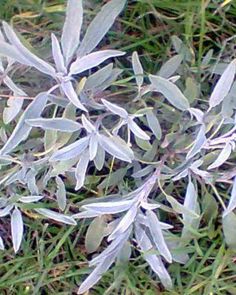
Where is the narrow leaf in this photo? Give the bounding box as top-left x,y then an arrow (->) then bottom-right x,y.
208,143 -> 232,170
146,210 -> 172,263
158,54 -> 183,78
61,0 -> 83,65
77,0 -> 126,56
89,134 -> 98,160
35,208 -> 76,225
85,216 -> 106,253
209,58 -> 236,109
135,224 -> 173,289
51,33 -> 66,73
146,110 -> 162,139
2,22 -> 56,77
50,136 -> 89,161
149,75 -> 190,110
56,176 -> 67,211
75,151 -> 90,190
61,81 -> 87,111
11,207 -> 23,253
186,125 -> 206,160
223,177 -> 236,217
82,199 -> 134,214
101,99 -> 128,118
19,196 -> 44,203
98,134 -> 134,162
127,118 -> 150,140
132,51 -> 143,89
70,50 -> 125,75
0,92 -> 48,155
26,118 -> 82,132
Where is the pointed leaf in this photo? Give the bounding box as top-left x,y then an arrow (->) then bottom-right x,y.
61,0 -> 83,65
56,176 -> 67,211
208,143 -> 232,170
209,58 -> 236,109
0,92 -> 48,155
101,99 -> 128,118
146,110 -> 162,140
158,54 -> 183,78
132,51 -> 143,89
2,22 -> 56,77
98,134 -> 134,162
146,210 -> 172,263
223,177 -> 236,217
26,118 -> 82,132
19,195 -> 44,203
70,50 -> 125,75
149,75 -> 190,110
223,212 -> 236,250
94,145 -> 105,171
61,81 -> 87,111
11,207 -> 23,253
127,118 -> 150,140
186,125 -> 206,160
81,114 -> 96,133
50,136 -> 89,161
51,33 -> 66,73
35,208 -> 76,225
89,134 -> 98,160
77,0 -> 126,56
85,216 -> 107,253
75,151 -> 90,190
82,199 -> 134,214
135,224 -> 172,289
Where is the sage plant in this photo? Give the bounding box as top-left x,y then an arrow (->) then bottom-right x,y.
0,0 -> 236,293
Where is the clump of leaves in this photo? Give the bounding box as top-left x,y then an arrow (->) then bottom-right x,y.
0,0 -> 236,293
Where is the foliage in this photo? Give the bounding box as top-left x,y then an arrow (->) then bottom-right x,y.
1,0 -> 236,294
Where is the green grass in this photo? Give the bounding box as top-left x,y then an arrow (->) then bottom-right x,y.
1,0 -> 236,294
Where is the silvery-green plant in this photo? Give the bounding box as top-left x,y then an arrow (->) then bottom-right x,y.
1,0 -> 236,293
